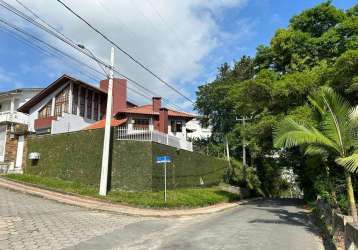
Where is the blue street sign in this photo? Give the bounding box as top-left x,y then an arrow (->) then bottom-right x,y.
156,156 -> 172,164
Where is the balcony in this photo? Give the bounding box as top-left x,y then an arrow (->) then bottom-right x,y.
117,126 -> 193,152
0,111 -> 29,125
34,116 -> 57,131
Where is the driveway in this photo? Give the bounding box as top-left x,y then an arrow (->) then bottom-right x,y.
0,187 -> 323,250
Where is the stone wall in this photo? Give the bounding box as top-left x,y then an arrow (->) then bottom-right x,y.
316,197 -> 358,250
5,133 -> 17,165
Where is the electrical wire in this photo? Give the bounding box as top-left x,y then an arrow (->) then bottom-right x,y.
3,0 -> 183,109
0,22 -> 102,82
145,0 -> 187,46
0,0 -> 183,110
0,22 -> 151,104
55,0 -> 194,104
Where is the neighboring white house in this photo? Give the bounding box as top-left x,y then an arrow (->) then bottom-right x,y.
18,75 -> 112,134
0,88 -> 42,172
186,118 -> 212,139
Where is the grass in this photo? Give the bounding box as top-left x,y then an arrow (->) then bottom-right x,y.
3,174 -> 240,208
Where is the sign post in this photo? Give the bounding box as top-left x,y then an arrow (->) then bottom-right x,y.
156,156 -> 172,203
164,161 -> 167,203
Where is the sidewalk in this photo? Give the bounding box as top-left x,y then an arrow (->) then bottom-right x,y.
0,177 -> 247,217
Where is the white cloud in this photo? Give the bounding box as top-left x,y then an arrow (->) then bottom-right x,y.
2,0 -> 249,110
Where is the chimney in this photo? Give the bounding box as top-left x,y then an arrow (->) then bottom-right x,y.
159,108 -> 168,134
100,78 -> 127,116
152,97 -> 162,112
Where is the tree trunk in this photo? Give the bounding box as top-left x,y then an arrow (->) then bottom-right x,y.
326,165 -> 339,211
329,176 -> 340,211
345,171 -> 358,224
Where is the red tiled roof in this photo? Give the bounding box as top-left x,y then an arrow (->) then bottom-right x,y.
18,74 -> 136,113
84,118 -> 127,130
118,105 -> 195,120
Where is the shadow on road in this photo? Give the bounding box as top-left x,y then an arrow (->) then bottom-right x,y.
245,198 -> 335,250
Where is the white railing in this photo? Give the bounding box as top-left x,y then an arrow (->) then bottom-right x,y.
0,111 -> 29,125
116,126 -> 193,152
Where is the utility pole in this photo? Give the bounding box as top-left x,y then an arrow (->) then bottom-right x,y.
164,161 -> 167,203
225,135 -> 231,163
99,47 -> 115,196
236,116 -> 248,167
236,116 -> 255,180
242,118 -> 246,167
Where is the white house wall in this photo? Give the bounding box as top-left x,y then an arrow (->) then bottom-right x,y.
0,100 -> 11,112
27,83 -> 69,132
186,119 -> 212,139
19,90 -> 41,107
168,118 -> 187,140
0,90 -> 40,113
51,113 -> 94,134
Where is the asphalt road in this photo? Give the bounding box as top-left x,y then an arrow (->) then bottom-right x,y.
0,187 -> 323,250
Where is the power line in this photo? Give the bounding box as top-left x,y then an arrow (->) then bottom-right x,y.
55,0 -> 194,104
0,21 -> 103,82
0,0 -> 183,110
0,20 -> 151,104
14,0 -> 79,48
145,0 -> 187,46
95,0 -> 139,44
0,17 -> 104,79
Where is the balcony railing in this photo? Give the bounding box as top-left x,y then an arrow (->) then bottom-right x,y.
0,111 -> 29,125
116,126 -> 193,152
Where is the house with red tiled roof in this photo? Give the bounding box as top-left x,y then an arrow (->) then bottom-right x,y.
18,74 -> 195,151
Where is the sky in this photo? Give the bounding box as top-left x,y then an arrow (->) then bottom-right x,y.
0,0 -> 356,111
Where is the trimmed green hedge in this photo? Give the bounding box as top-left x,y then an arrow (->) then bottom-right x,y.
26,129 -> 104,187
26,129 -> 227,191
111,140 -> 153,191
151,143 -> 227,190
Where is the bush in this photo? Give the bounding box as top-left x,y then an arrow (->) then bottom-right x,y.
226,159 -> 263,196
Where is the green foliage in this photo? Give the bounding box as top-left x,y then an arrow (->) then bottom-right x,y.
5,173 -> 98,196
5,174 -> 239,208
346,4 -> 358,17
26,129 -> 104,187
229,159 -> 263,195
332,50 -> 358,99
274,87 -> 358,172
290,1 -> 346,37
191,136 -> 226,159
26,130 -> 227,191
194,2 -> 358,202
151,142 -> 227,190
313,175 -> 331,201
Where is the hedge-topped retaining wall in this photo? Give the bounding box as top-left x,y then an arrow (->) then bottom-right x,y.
26,129 -> 227,191
26,129 -> 104,187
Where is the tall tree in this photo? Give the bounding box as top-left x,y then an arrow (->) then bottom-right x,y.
195,2 -> 358,199
274,87 -> 358,222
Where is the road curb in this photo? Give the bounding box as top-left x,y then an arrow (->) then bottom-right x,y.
0,177 -> 256,218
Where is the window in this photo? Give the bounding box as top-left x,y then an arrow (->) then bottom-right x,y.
87,90 -> 93,120
133,118 -> 149,129
54,85 -> 70,117
171,120 -> 183,133
79,87 -> 86,117
72,84 -> 79,115
93,93 -> 99,121
38,101 -> 52,119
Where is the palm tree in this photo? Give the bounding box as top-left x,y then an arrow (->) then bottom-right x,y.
274,87 -> 358,223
